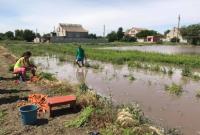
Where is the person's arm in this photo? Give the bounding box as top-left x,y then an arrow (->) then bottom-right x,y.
26,58 -> 37,68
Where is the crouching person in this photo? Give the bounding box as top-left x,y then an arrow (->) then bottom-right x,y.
13,51 -> 37,81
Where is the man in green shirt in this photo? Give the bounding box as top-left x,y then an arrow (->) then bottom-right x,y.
76,45 -> 86,67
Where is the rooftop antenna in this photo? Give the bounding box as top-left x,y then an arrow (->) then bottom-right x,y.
103,24 -> 106,37
176,14 -> 181,43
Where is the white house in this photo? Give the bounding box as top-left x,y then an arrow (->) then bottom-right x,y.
165,27 -> 187,43
56,23 -> 88,38
125,27 -> 147,37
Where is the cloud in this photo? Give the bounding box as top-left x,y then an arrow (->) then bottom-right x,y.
0,0 -> 199,35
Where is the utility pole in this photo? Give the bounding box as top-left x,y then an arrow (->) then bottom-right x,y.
35,29 -> 38,37
103,24 -> 106,37
176,14 -> 181,43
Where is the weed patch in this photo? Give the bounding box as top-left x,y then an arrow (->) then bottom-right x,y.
165,83 -> 183,96
39,72 -> 56,81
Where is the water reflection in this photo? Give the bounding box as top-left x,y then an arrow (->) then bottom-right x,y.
76,67 -> 88,84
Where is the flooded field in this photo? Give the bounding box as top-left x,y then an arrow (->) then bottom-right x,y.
34,56 -> 200,135
102,45 -> 200,55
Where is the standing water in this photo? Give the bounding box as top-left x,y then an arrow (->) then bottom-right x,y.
101,45 -> 200,55
34,56 -> 200,135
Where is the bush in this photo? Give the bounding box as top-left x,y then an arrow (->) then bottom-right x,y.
107,31 -> 117,42
122,35 -> 137,42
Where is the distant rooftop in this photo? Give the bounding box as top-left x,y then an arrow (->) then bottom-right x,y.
59,23 -> 88,33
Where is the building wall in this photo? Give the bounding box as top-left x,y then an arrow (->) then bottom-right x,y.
66,32 -> 88,38
51,37 -> 108,43
56,26 -> 66,36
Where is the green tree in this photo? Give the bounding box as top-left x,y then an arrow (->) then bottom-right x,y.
164,29 -> 170,36
88,33 -> 97,39
117,27 -> 124,40
23,29 -> 35,42
0,33 -> 5,40
181,24 -> 200,45
15,29 -> 24,40
122,35 -> 137,42
136,30 -> 158,38
4,31 -> 14,40
107,31 -> 117,42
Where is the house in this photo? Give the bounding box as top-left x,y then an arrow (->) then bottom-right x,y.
125,27 -> 147,37
147,36 -> 161,43
56,23 -> 88,38
166,27 -> 187,43
33,37 -> 41,43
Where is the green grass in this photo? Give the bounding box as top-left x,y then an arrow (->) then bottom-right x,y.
0,109 -> 7,124
2,42 -> 200,68
39,72 -> 57,81
65,106 -> 94,128
165,83 -> 183,96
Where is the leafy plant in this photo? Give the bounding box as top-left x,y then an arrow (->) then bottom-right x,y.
65,106 -> 94,128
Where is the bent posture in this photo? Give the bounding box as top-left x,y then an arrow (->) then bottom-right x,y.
14,51 -> 36,81
76,45 -> 86,67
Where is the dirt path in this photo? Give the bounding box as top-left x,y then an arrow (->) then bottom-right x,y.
0,46 -> 87,135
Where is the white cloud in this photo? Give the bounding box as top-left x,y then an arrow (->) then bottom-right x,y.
0,0 -> 199,35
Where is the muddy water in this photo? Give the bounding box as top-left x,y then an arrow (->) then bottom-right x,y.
34,56 -> 200,135
102,45 -> 200,55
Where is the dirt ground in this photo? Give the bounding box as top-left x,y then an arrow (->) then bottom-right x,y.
0,46 -> 89,135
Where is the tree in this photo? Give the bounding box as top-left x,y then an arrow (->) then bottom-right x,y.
164,29 -> 170,36
117,27 -> 124,40
23,29 -> 35,42
0,33 -> 5,40
122,35 -> 137,42
181,24 -> 200,45
15,29 -> 24,40
136,30 -> 158,38
4,31 -> 14,40
88,33 -> 97,39
107,31 -> 117,42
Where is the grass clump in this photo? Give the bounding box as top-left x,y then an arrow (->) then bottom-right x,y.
165,83 -> 183,96
196,90 -> 200,98
39,72 -> 56,81
0,109 -> 7,124
65,106 -> 94,128
123,74 -> 136,81
58,55 -> 67,62
168,68 -> 173,75
181,66 -> 192,77
8,64 -> 14,72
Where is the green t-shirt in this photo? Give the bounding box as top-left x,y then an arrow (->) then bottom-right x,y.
76,48 -> 85,59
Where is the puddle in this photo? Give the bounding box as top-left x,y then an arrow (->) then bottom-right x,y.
101,45 -> 200,55
34,56 -> 200,134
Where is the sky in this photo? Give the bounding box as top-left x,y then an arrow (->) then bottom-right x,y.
0,0 -> 199,36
